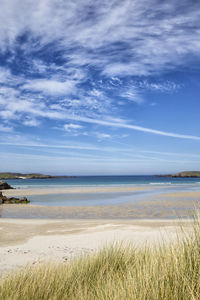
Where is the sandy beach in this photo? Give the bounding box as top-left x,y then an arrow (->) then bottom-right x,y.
0,186 -> 199,275
0,218 -> 191,275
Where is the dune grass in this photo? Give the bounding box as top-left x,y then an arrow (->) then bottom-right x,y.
1,218 -> 200,299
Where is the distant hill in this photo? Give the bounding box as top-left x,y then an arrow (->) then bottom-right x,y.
0,173 -> 76,179
161,171 -> 200,178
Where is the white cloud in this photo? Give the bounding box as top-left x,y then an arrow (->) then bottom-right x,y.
0,0 -> 199,147
120,88 -> 143,104
138,80 -> 181,92
23,119 -> 40,127
0,84 -> 199,141
64,123 -> 83,131
96,132 -> 111,139
0,68 -> 12,84
89,89 -> 103,97
0,0 -> 199,77
110,77 -> 122,86
23,79 -> 77,96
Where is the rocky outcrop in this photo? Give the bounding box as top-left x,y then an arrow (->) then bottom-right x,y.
0,192 -> 30,204
0,181 -> 14,190
159,171 -> 200,178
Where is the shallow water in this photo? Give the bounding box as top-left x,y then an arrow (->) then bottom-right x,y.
1,176 -> 200,218
28,192 -> 134,206
14,184 -> 200,207
4,175 -> 200,207
1,182 -> 200,219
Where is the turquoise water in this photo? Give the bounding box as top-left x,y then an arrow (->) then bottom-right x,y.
4,176 -> 200,207
6,175 -> 200,189
1,176 -> 200,218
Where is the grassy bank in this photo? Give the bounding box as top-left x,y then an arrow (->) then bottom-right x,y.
0,219 -> 200,299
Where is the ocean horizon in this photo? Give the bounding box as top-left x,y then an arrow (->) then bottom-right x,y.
6,175 -> 200,189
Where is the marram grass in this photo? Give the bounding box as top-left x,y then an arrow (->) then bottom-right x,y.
1,218 -> 200,299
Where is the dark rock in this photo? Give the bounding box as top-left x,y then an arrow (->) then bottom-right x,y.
0,192 -> 7,204
0,192 -> 30,204
0,181 -> 14,190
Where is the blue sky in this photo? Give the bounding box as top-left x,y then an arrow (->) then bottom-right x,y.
0,0 -> 200,175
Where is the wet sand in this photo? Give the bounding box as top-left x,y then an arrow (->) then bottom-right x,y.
0,218 -> 192,274
3,186 -> 151,197
159,191 -> 200,198
1,189 -> 200,219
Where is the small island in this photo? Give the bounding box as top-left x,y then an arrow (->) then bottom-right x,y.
0,172 -> 76,180
160,171 -> 200,178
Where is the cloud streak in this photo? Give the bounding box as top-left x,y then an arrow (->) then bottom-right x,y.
0,87 -> 199,140
60,114 -> 200,141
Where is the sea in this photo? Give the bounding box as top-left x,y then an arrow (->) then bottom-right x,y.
6,175 -> 200,188
5,175 -> 200,207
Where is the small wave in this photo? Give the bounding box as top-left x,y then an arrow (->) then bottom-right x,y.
149,182 -> 200,186
149,182 -> 172,185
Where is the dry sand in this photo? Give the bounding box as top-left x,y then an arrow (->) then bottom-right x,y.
0,218 -> 191,275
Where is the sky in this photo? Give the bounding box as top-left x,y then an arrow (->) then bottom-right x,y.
0,0 -> 200,175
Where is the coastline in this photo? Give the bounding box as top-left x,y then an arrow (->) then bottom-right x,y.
1,184 -> 199,275
1,186 -> 200,219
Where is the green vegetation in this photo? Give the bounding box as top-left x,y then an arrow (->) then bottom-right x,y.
0,173 -> 21,179
1,217 -> 200,299
0,173 -> 52,179
0,173 -> 75,179
156,171 -> 200,178
171,171 -> 200,177
161,171 -> 200,177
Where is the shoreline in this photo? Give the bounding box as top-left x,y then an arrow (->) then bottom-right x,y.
3,185 -> 151,196
1,186 -> 200,219
3,184 -> 200,198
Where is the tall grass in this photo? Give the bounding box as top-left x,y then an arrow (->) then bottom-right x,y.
1,218 -> 200,299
